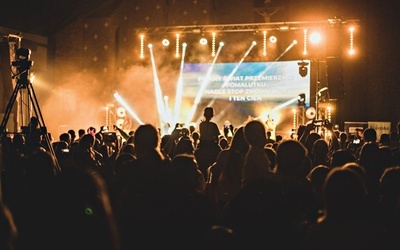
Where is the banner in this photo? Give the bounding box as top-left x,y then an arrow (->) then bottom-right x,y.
368,121 -> 391,141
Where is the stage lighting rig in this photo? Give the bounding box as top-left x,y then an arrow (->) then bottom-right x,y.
298,60 -> 309,77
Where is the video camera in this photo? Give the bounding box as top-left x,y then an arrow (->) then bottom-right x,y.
11,48 -> 33,86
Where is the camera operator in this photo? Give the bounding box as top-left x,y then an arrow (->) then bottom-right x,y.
23,116 -> 47,155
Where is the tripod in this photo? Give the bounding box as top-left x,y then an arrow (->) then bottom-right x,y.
0,48 -> 61,174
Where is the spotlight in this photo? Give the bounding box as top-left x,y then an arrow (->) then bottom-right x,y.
309,32 -> 321,44
269,36 -> 277,43
162,39 -> 170,46
199,38 -> 208,45
298,61 -> 309,77
298,93 -> 306,106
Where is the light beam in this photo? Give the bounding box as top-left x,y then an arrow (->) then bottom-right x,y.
113,92 -> 144,125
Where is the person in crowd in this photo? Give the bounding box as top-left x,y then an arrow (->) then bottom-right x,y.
69,133 -> 104,173
311,138 -> 330,168
4,118 -> 400,249
54,166 -> 121,250
303,167 -> 388,249
199,107 -> 221,143
195,107 -> 222,181
0,200 -> 17,250
242,120 -> 272,185
376,166 -> 400,249
111,123 -> 173,249
329,149 -> 357,169
207,126 -> 249,212
67,129 -> 77,144
77,129 -> 86,140
338,131 -> 349,149
307,164 -> 330,213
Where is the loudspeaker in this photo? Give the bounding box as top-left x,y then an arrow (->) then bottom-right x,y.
326,57 -> 344,100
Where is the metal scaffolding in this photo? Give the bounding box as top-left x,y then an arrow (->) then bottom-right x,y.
134,18 -> 360,34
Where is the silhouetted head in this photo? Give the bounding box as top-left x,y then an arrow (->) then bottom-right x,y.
341,162 -> 366,183
339,132 -> 348,143
229,126 -> 249,152
323,167 -> 367,222
60,132 -> 72,145
276,139 -> 308,176
363,128 -> 377,143
171,153 -> 205,192
330,149 -> 357,168
307,165 -> 330,189
134,124 -> 160,151
380,166 -> 400,204
312,138 -> 329,156
79,134 -> 95,150
68,129 -> 76,141
176,137 -> 195,155
203,107 -> 215,120
244,120 -> 267,148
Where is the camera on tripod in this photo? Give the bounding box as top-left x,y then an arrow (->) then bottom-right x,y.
11,48 -> 33,86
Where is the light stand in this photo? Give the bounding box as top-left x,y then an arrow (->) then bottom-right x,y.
297,93 -> 306,126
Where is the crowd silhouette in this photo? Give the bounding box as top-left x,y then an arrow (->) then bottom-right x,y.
1,106 -> 400,249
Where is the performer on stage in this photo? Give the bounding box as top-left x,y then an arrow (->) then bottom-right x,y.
265,115 -> 276,140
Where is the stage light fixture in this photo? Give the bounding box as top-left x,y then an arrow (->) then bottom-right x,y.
192,28 -> 201,34
348,26 -> 355,55
162,38 -> 170,46
263,31 -> 267,56
298,93 -> 306,106
199,38 -> 207,45
298,61 -> 309,77
309,32 -> 321,44
175,33 -> 180,58
269,35 -> 277,43
211,32 -> 216,57
303,29 -> 308,55
139,34 -> 145,58
279,26 -> 289,31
